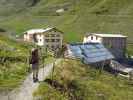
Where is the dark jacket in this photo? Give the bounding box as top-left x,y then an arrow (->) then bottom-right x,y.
30,49 -> 39,64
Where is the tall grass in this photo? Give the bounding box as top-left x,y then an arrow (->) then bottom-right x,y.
34,59 -> 133,100
0,35 -> 31,91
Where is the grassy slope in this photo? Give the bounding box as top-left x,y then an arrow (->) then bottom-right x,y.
0,34 -> 54,92
0,34 -> 31,91
0,0 -> 133,53
31,0 -> 133,41
0,0 -> 133,41
0,0 -> 37,16
0,0 -> 132,98
34,59 -> 133,100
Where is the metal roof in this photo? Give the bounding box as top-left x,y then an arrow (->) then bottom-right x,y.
24,27 -> 54,34
110,60 -> 133,73
86,33 -> 127,38
67,43 -> 114,64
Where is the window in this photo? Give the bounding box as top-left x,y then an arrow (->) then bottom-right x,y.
45,39 -> 49,42
51,34 -> 56,37
56,34 -> 60,37
33,34 -> 38,42
51,45 -> 55,50
56,39 -> 60,42
91,36 -> 93,40
45,34 -> 49,37
51,39 -> 55,42
96,36 -> 98,40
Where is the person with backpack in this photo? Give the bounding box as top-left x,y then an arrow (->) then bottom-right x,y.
30,48 -> 39,82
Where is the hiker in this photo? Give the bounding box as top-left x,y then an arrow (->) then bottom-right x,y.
30,48 -> 39,82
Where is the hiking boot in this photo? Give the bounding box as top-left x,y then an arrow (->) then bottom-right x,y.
33,78 -> 39,83
35,78 -> 39,82
33,77 -> 37,83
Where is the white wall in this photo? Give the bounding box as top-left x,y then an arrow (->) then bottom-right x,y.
24,34 -> 27,41
24,34 -> 30,41
83,35 -> 102,43
36,34 -> 44,46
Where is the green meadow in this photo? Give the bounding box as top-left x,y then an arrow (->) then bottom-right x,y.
0,0 -> 133,52
0,0 -> 133,41
0,0 -> 133,98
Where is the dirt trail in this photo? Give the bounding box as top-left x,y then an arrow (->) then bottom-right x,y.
0,60 -> 60,100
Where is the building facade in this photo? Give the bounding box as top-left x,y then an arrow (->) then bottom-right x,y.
24,27 -> 63,51
83,33 -> 127,59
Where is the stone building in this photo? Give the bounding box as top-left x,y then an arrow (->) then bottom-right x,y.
24,27 -> 63,51
83,33 -> 127,59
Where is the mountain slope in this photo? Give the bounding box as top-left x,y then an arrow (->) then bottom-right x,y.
0,0 -> 133,43
0,0 -> 39,16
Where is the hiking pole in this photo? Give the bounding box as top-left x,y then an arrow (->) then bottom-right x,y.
42,47 -> 45,78
51,59 -> 56,85
39,47 -> 43,78
51,51 -> 57,85
41,47 -> 46,78
27,50 -> 31,73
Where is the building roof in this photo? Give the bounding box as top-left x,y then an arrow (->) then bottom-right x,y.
123,68 -> 133,73
67,43 -> 114,64
86,33 -> 127,38
111,60 -> 133,73
24,27 -> 54,34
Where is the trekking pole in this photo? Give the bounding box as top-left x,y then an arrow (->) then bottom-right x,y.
40,47 -> 46,78
42,47 -> 45,77
27,50 -> 31,73
51,51 -> 57,84
52,59 -> 56,85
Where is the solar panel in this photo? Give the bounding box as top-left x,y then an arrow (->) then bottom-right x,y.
81,45 -> 95,50
68,45 -> 83,58
83,52 -> 108,58
67,43 -> 114,63
95,44 -> 105,48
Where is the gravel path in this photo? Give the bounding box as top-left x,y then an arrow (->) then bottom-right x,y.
0,60 -> 60,100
